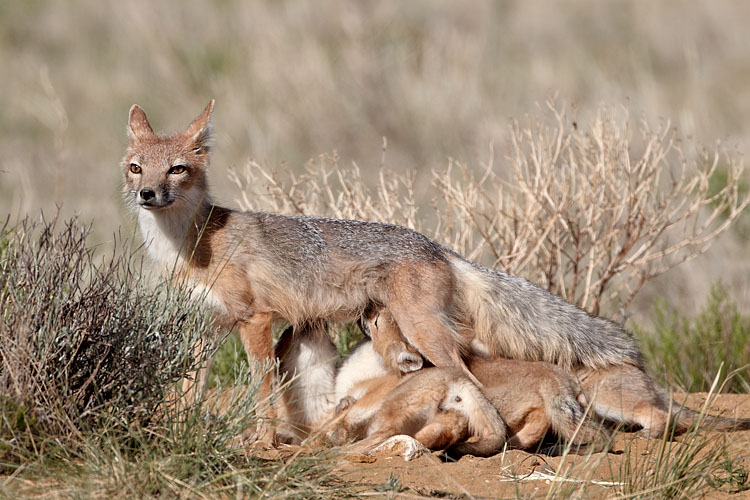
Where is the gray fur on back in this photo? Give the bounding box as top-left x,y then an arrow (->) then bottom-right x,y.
223,211 -> 642,369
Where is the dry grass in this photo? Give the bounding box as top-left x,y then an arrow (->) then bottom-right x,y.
2,0 -> 750,319
2,3 -> 750,495
439,102 -> 748,317
232,100 -> 748,319
0,216 -> 216,438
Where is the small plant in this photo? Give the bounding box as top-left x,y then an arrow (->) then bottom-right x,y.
609,370 -> 744,499
374,472 -> 405,493
638,282 -> 750,393
0,216 -> 216,440
615,431 -> 728,498
708,452 -> 750,493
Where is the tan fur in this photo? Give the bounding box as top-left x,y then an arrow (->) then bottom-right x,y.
361,308 -> 607,449
577,364 -> 750,436
367,308 -> 750,439
323,312 -> 609,456
121,101 -> 648,444
362,306 -> 423,374
363,304 -> 479,384
322,367 -> 507,457
467,357 -> 608,450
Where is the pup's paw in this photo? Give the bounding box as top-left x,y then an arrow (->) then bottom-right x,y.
335,396 -> 356,414
397,351 -> 423,373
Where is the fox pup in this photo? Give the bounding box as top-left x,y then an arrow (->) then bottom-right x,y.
269,328 -> 500,454
325,312 -> 608,456
274,319 -> 425,446
324,347 -> 508,457
367,307 -> 750,437
122,101 -> 641,434
334,312 -> 424,402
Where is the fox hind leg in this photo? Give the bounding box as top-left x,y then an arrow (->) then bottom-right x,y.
413,410 -> 470,450
507,407 -> 550,449
385,293 -> 479,385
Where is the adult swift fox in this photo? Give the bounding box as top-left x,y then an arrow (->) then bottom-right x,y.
122,100 -> 639,424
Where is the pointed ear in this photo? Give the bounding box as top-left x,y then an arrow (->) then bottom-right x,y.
184,99 -> 215,152
128,104 -> 155,143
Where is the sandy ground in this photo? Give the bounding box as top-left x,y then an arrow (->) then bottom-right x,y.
310,393 -> 750,499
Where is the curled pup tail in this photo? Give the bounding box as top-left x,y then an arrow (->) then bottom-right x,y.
547,394 -> 611,452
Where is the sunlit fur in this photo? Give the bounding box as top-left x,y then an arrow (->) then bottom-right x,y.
366,306 -> 750,438
325,360 -> 507,456
122,101 -> 646,440
334,341 -> 389,403
326,319 -> 608,455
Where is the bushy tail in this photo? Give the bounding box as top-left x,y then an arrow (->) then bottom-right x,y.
447,254 -> 643,370
675,409 -> 750,433
657,385 -> 750,434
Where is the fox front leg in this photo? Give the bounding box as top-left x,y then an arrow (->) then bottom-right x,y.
237,312 -> 276,445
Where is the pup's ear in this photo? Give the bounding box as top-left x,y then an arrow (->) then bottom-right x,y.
128,104 -> 155,143
184,99 -> 215,153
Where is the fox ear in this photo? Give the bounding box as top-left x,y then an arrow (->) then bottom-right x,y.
184,99 -> 214,153
128,105 -> 155,143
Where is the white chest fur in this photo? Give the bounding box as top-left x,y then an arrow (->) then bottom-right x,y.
136,198 -> 229,317
138,208 -> 230,316
138,209 -> 186,269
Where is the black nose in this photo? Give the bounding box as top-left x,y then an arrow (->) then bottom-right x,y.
140,188 -> 156,201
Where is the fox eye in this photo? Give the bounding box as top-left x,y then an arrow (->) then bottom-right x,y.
169,165 -> 187,175
129,163 -> 141,174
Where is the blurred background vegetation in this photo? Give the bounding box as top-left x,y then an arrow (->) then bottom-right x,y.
1,0 -> 749,321
2,3 -> 750,495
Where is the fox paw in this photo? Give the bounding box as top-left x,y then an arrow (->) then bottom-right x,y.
335,396 -> 356,414
368,435 -> 428,461
397,351 -> 423,373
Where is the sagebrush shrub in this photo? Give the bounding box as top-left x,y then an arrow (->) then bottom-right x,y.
0,216 -> 217,438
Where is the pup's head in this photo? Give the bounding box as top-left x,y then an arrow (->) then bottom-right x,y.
439,381 -> 468,413
121,100 -> 214,211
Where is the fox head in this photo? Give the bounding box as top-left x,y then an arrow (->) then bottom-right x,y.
121,100 -> 214,211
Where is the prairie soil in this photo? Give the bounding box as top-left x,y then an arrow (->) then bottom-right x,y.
272,393 -> 750,499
